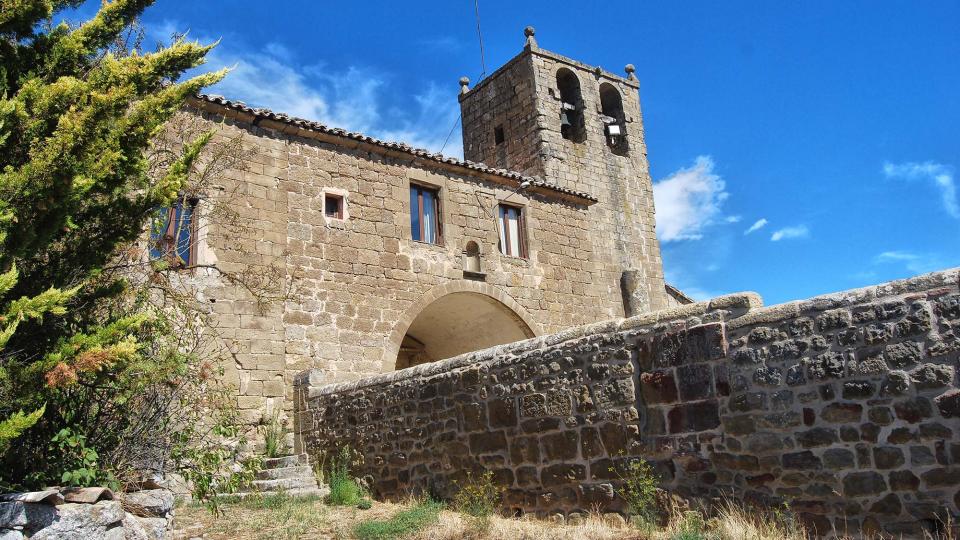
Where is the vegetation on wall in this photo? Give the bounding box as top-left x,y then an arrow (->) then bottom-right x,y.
0,0 -> 268,497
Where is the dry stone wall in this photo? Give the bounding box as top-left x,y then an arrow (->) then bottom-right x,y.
295,269 -> 960,537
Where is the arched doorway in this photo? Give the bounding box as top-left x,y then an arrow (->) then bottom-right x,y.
386,283 -> 539,371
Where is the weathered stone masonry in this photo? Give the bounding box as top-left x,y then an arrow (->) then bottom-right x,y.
295,268 -> 960,537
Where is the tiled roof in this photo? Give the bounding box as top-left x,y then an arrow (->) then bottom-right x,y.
189,93 -> 598,204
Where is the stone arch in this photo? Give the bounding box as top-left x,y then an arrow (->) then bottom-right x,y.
383,281 -> 541,371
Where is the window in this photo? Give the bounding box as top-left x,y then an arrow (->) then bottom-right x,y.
324,193 -> 344,219
410,184 -> 442,244
149,197 -> 197,267
498,204 -> 527,258
494,125 -> 505,145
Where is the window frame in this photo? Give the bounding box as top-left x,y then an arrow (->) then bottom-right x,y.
409,183 -> 443,245
324,192 -> 344,219
150,195 -> 199,269
497,203 -> 528,259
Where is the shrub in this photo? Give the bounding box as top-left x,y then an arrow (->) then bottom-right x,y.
353,499 -> 443,540
259,409 -> 287,458
452,469 -> 502,518
357,498 -> 372,510
611,457 -> 659,525
325,447 -> 364,506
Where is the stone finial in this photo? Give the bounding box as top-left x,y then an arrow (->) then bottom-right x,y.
625,64 -> 637,81
459,76 -> 470,95
523,26 -> 538,49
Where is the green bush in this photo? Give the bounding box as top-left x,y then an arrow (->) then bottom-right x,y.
259,409 -> 287,458
353,500 -> 443,540
324,447 -> 364,506
611,457 -> 659,525
357,498 -> 372,510
452,469 -> 502,518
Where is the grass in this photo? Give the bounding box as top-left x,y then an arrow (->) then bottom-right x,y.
172,492 -> 821,540
353,499 -> 444,540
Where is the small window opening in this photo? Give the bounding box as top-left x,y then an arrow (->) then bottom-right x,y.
324,193 -> 344,219
498,204 -> 527,258
149,196 -> 198,268
556,68 -> 586,143
600,82 -> 629,156
494,125 -> 505,145
410,184 -> 442,244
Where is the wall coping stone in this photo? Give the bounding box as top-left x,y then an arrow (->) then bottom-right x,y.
296,266 -> 960,398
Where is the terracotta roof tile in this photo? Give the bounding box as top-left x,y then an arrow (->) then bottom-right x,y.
190,93 -> 598,204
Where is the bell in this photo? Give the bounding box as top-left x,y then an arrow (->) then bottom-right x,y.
560,110 -> 572,137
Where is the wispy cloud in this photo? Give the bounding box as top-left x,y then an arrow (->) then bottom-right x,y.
158,22 -> 463,156
653,156 -> 731,242
770,225 -> 809,241
883,161 -> 957,218
873,250 -> 944,274
744,218 -> 767,235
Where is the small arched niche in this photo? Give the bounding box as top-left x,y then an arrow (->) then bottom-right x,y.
463,240 -> 483,277
599,82 -> 629,156
556,68 -> 586,143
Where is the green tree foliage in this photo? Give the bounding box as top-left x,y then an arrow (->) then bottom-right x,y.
0,0 -> 226,488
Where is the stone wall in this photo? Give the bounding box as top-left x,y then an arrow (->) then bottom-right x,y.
295,268 -> 960,537
0,488 -> 173,539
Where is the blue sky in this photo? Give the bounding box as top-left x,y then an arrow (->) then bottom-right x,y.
67,1 -> 959,305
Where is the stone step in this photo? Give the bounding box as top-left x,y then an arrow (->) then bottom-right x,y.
252,477 -> 318,492
262,454 -> 308,469
228,486 -> 330,501
256,465 -> 314,481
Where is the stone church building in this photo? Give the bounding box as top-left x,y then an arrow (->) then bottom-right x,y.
165,28 -> 689,421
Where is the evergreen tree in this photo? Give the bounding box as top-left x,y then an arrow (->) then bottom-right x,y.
0,0 -> 224,487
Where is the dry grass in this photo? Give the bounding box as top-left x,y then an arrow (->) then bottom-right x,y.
172,493 -> 817,540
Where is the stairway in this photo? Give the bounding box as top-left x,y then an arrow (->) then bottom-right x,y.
244,454 -> 329,498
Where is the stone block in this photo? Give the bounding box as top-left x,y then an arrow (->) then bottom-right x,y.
872,447 -> 905,469
488,398 -> 518,428
541,464 -> 586,487
469,431 -> 507,454
821,403 -> 863,423
542,431 -> 578,461
842,472 -> 886,497
639,370 -> 678,404
782,451 -> 822,470
667,401 -> 720,434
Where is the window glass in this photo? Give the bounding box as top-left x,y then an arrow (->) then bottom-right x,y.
498,204 -> 526,258
410,187 -> 421,241
150,198 -> 195,266
410,185 -> 440,244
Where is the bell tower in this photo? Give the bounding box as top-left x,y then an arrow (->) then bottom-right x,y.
458,27 -> 668,314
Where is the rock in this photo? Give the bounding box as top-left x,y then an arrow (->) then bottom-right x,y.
745,432 -> 784,453
920,467 -> 960,488
821,403 -> 863,423
910,446 -> 935,466
728,392 -> 765,412
935,389 -> 960,418
869,493 -> 902,515
796,427 -> 838,448
868,407 -> 894,425
120,489 -> 173,518
842,472 -> 886,497
677,364 -> 713,400
822,449 -> 855,469
540,464 -> 585,487
841,381 -> 875,399
880,371 -> 910,396
872,447 -> 905,469
487,398 -> 517,428
889,470 -> 920,491
0,531 -> 24,540
31,500 -> 125,540
782,451 -> 822,470
667,401 -> 720,433
884,342 -> 922,368
910,364 -> 954,389
639,371 -> 678,404
0,501 -> 57,529
894,397 -> 933,423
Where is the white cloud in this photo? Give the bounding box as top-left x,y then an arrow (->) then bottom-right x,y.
653,156 -> 730,242
770,225 -> 809,241
883,161 -> 958,218
874,251 -> 943,274
159,23 -> 463,157
744,218 -> 768,235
